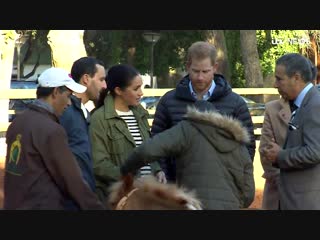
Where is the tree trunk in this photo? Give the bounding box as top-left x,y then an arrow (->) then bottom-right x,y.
306,33 -> 320,84
0,30 -> 18,124
240,30 -> 264,102
207,30 -> 231,83
47,30 -> 87,71
157,72 -> 171,88
127,47 -> 136,66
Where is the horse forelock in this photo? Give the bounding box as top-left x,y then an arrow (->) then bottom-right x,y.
109,175 -> 202,210
135,176 -> 202,210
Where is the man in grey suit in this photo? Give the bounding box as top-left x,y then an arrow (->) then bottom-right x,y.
263,53 -> 320,210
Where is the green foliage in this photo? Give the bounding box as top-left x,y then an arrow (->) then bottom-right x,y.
225,30 -> 310,87
32,30 -> 50,46
2,30 -> 16,44
84,30 -> 125,67
257,30 -> 309,78
84,30 -> 208,78
24,30 -> 318,88
224,30 -> 246,87
20,30 -> 51,65
152,30 -> 208,76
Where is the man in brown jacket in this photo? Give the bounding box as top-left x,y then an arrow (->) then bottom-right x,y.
4,67 -> 105,210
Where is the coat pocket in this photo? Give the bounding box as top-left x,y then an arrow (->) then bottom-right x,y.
107,130 -> 126,154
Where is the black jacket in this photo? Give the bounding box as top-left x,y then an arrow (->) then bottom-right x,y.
151,74 -> 255,181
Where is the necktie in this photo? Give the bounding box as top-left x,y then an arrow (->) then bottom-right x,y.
289,100 -> 298,113
288,102 -> 299,130
290,108 -> 298,122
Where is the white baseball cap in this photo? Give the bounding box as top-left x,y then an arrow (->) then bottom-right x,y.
38,67 -> 86,93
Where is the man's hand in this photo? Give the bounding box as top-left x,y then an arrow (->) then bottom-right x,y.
265,174 -> 280,186
263,142 -> 281,163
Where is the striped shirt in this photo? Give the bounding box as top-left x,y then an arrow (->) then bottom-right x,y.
116,109 -> 152,177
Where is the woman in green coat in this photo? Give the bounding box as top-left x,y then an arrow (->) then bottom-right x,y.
89,64 -> 166,203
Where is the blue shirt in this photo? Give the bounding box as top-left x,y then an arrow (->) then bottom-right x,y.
188,79 -> 216,100
294,82 -> 313,108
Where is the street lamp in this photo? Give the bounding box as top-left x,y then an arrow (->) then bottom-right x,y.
15,32 -> 29,79
142,31 -> 161,88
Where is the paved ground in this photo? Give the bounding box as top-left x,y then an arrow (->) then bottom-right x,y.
0,139 -> 265,209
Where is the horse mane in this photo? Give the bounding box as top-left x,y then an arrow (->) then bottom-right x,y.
108,176 -> 202,210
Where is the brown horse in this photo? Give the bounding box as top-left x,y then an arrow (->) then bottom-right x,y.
108,175 -> 202,210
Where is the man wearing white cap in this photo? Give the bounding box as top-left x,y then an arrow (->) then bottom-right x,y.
4,67 -> 105,210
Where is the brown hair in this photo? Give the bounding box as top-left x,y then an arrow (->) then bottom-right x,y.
186,41 -> 217,67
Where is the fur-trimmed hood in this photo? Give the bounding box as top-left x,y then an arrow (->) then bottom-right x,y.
184,106 -> 250,145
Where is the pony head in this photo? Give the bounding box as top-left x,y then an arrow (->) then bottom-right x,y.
108,175 -> 202,210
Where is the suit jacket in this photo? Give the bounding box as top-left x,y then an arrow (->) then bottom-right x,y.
278,86 -> 320,209
259,98 -> 290,209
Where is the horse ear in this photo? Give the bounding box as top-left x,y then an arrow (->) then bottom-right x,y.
122,173 -> 134,191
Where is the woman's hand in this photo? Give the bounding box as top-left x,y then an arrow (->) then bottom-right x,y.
155,171 -> 167,184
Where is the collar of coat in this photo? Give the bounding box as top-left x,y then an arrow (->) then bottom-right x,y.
176,74 -> 232,101
28,103 -> 59,123
103,93 -> 148,120
184,106 -> 250,144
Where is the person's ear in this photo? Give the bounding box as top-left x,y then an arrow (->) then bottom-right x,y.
293,72 -> 301,82
114,86 -> 122,96
80,74 -> 90,86
52,87 -> 60,99
212,62 -> 218,73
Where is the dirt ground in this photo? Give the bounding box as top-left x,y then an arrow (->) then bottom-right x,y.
249,189 -> 263,209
